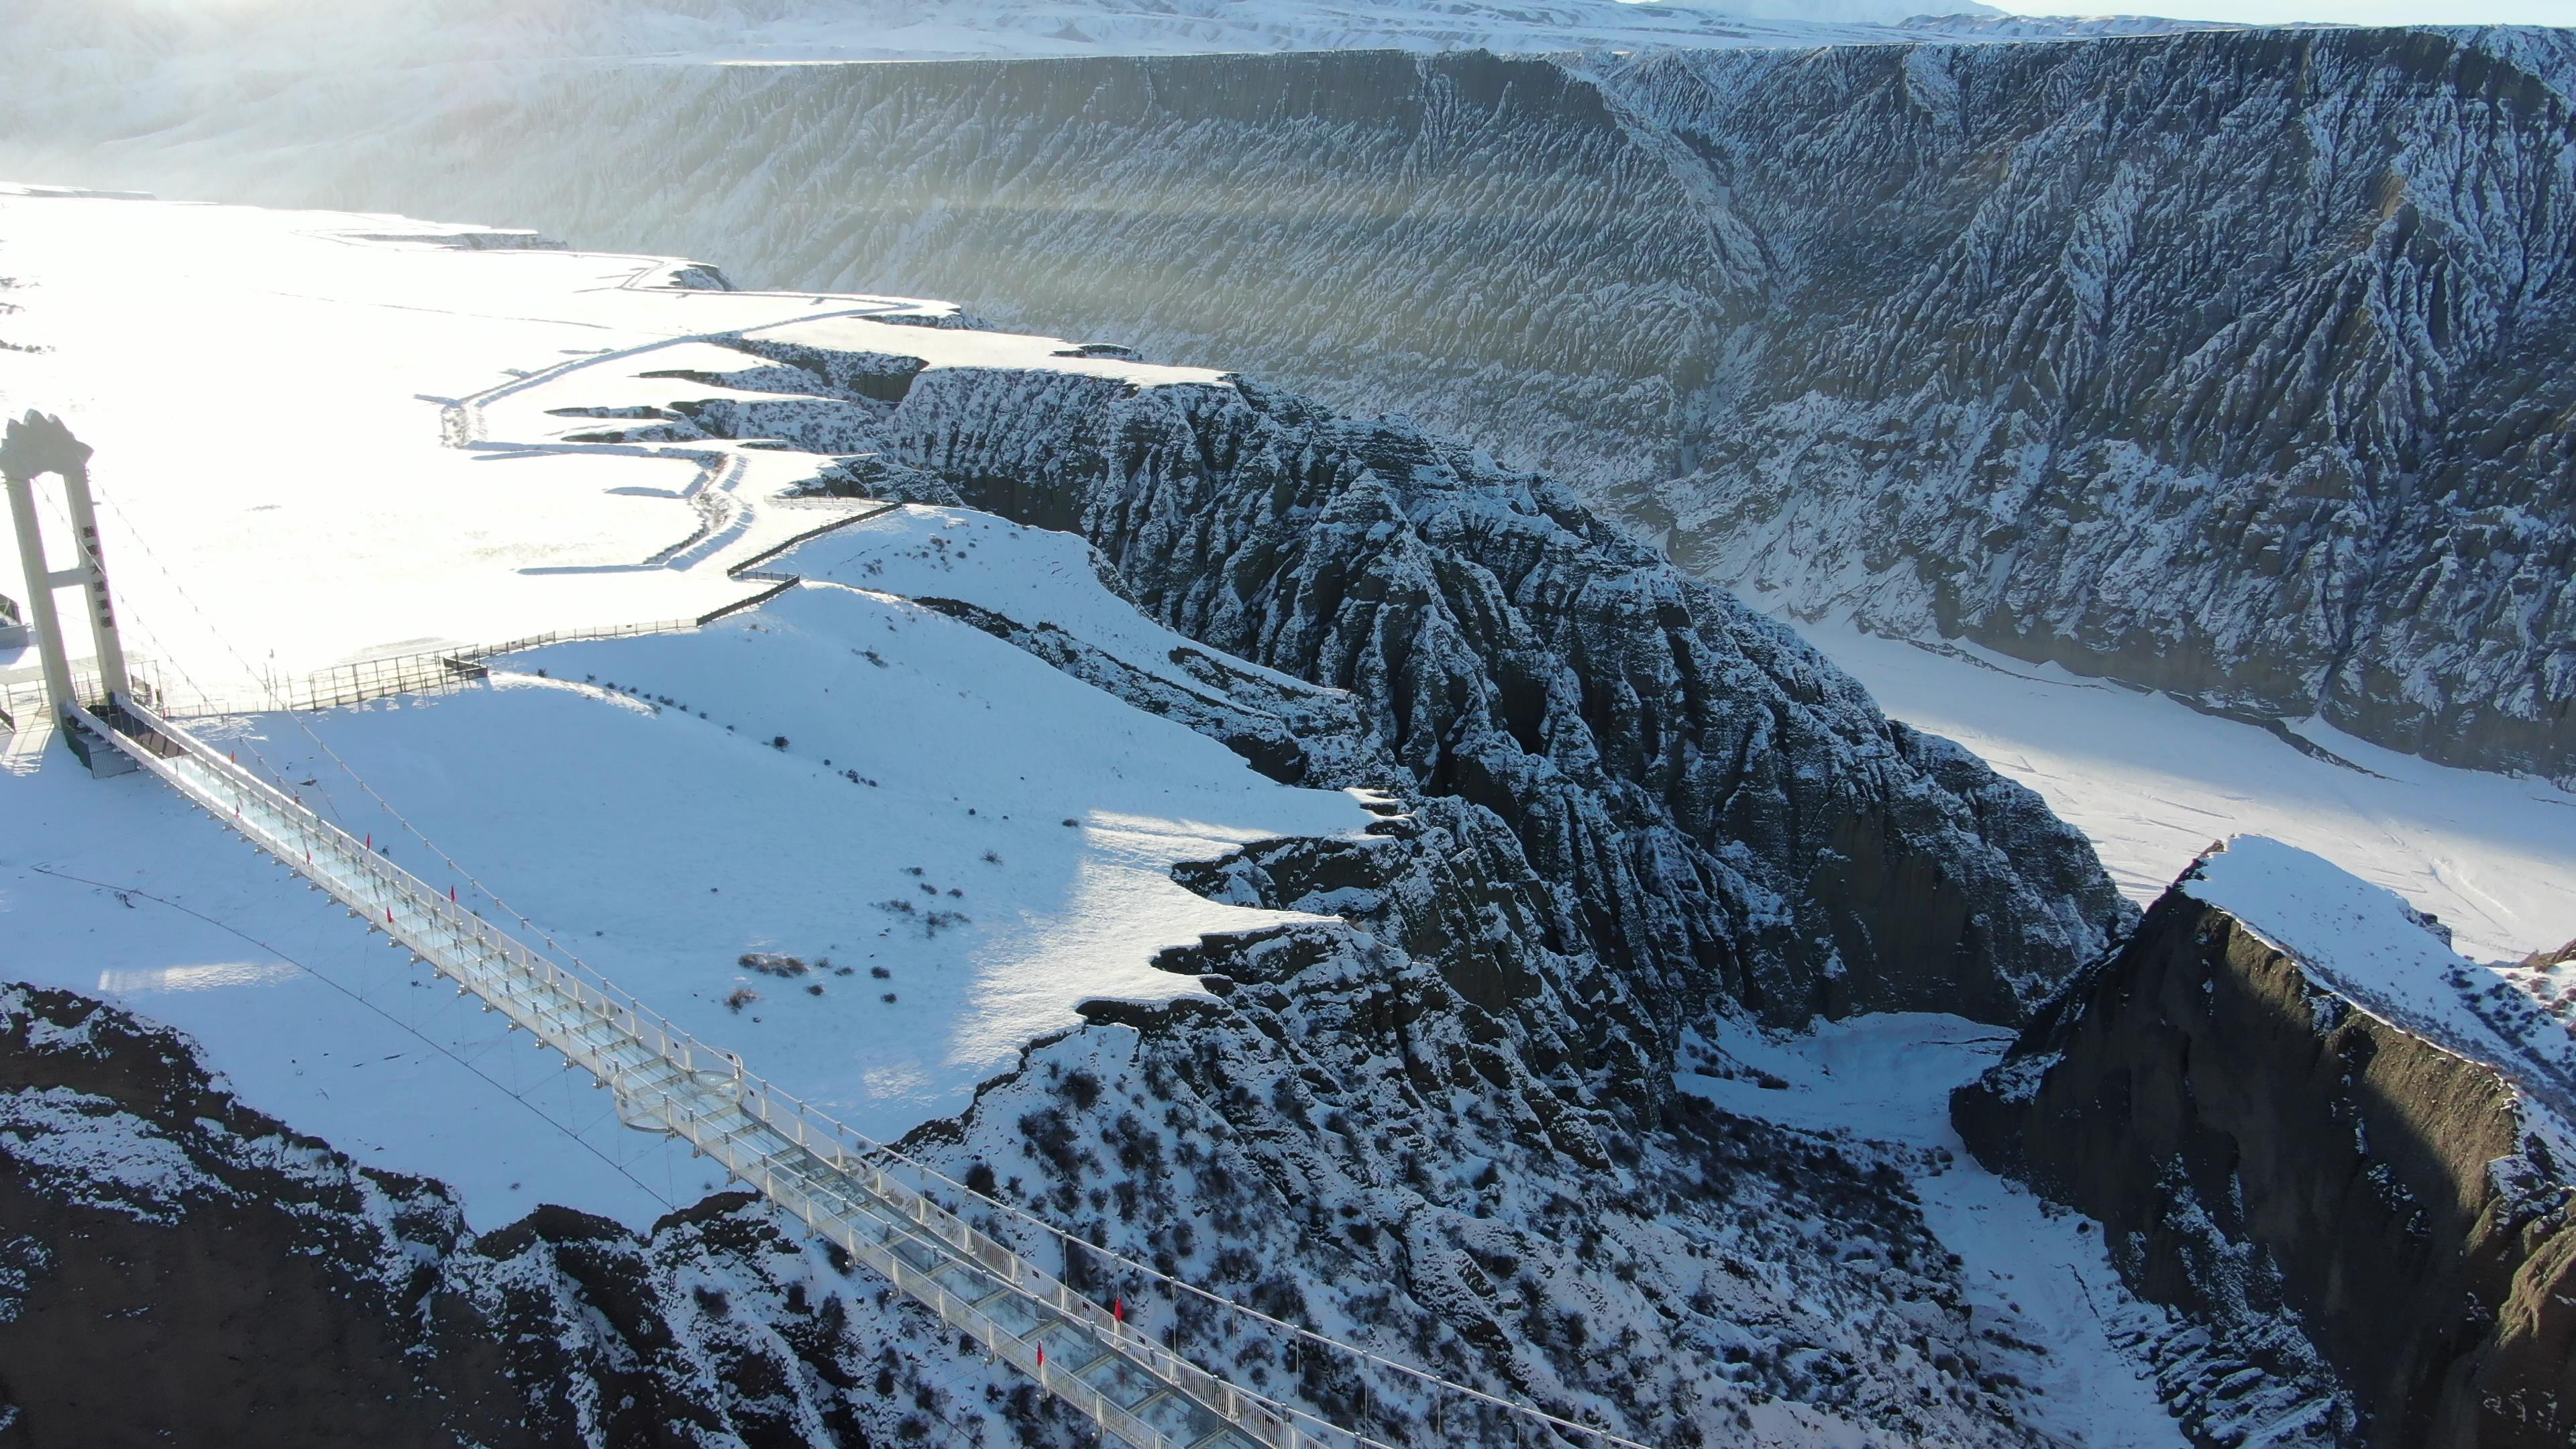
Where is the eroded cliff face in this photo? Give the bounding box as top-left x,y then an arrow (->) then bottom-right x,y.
576,322 -> 2129,1034
0,323 -> 2163,1448
6,32 -> 2567,780
864,362 -> 2132,1033
0,980 -> 1118,1448
1605,30 -> 2576,787
1954,869 -> 2576,1448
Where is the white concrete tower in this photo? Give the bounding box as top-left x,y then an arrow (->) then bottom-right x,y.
1,410 -> 130,727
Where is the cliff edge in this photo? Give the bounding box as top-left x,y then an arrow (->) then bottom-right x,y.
1955,838 -> 2576,1447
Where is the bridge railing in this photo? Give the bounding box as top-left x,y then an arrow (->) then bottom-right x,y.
82,696 -> 735,1081
80,694 -> 1384,1449
154,617 -> 707,719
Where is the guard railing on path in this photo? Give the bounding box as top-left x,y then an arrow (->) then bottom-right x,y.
77,694 -> 1371,1449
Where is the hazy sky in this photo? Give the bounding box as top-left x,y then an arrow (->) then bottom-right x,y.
1989,0 -> 2569,22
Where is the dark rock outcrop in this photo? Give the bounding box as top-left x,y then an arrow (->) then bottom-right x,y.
0,983 -> 534,1448
1953,859 -> 2576,1449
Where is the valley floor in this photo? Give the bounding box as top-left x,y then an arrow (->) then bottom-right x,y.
1682,1014 -> 2188,1449
1792,617 -> 2576,966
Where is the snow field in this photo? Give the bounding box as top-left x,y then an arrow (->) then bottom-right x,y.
0,192 -> 1383,1228
1681,1013 -> 2191,1449
0,759 -> 704,1229
1794,616 -> 2576,965
1,543 -> 1375,1226
0,190 -> 1224,710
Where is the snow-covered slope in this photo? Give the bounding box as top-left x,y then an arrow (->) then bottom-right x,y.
2182,835 -> 2576,1137
0,195 -> 1379,1228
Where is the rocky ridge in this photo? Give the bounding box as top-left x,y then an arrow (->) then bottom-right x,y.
742,329 -> 2134,1031
1954,842 -> 2576,1449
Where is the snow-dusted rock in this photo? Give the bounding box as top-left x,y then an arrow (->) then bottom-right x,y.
1954,838 -> 2576,1448
678,337 -> 2133,1030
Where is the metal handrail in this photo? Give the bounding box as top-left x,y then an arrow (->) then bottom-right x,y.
76,695 -> 1384,1449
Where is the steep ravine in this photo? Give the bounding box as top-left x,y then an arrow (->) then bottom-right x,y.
0,786 -> 2096,1448
1954,849 -> 2576,1449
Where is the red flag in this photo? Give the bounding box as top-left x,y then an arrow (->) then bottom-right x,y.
1114,1297 -> 1123,1324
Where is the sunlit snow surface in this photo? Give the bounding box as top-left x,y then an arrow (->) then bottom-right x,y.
0,191 -> 1365,1228
1793,619 -> 2576,965
2185,836 -> 2576,1140
0,188 -> 1220,702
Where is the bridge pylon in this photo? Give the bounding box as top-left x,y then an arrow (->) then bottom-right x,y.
2,411 -> 133,751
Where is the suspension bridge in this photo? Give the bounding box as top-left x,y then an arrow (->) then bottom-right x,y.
2,411 -> 1655,1449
